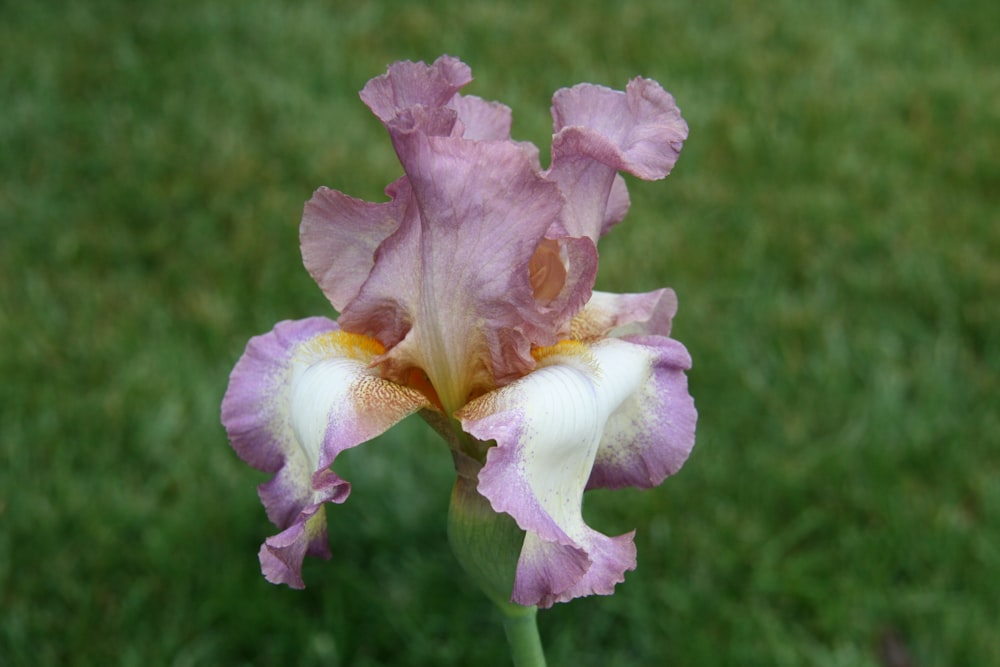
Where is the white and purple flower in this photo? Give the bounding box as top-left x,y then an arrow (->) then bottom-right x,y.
221,56 -> 696,608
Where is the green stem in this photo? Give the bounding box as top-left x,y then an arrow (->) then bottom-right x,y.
500,605 -> 547,667
446,452 -> 548,666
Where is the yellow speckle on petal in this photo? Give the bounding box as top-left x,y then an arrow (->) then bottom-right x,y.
301,330 -> 387,363
530,339 -> 601,377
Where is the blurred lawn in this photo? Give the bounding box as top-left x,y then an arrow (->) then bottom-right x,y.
2,0 -> 998,665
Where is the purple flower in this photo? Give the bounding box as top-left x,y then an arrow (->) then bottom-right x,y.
221,56 -> 696,607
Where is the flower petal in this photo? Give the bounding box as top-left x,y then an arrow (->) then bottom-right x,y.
448,94 -> 513,141
603,174 -> 631,231
300,181 -> 406,312
547,77 -> 688,240
221,317 -> 429,587
359,55 -> 472,126
570,288 -> 678,340
359,56 -> 515,143
338,129 -> 595,412
459,336 -> 692,606
587,335 -> 697,491
257,502 -> 328,589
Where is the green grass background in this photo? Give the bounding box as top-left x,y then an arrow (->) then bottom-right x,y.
2,0 -> 998,665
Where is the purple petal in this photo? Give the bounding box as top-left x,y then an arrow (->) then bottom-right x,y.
515,530 -> 637,607
547,78 -> 688,240
587,335 -> 697,491
359,56 -> 513,142
257,503 -> 328,589
449,94 -> 513,140
300,183 -> 406,313
338,130 -> 595,412
603,174 -> 631,232
571,288 -> 678,340
359,55 -> 472,125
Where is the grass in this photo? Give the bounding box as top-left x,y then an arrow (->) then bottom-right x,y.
2,0 -> 998,665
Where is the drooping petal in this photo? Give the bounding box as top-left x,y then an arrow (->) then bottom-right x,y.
257,502 -> 328,589
586,334 -> 696,491
547,77 -> 688,240
570,288 -> 678,340
221,317 -> 429,587
459,337 -> 694,607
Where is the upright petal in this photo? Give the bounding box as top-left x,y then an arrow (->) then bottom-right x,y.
221,317 -> 429,587
448,94 -> 513,141
359,56 -> 515,142
359,55 -> 472,126
300,181 -> 407,312
547,78 -> 688,240
459,337 -> 693,607
603,174 -> 631,230
339,130 -> 595,412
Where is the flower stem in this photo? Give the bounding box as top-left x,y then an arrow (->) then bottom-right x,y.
500,605 -> 547,667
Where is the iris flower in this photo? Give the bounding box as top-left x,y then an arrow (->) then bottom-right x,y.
222,56 -> 696,609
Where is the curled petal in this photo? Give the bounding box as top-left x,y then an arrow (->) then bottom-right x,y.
547,78 -> 688,240
587,335 -> 696,490
459,337 -> 694,606
570,288 -> 678,340
339,130 -> 593,411
300,182 -> 406,312
551,78 -> 688,179
448,94 -> 513,141
221,317 -> 429,587
359,56 -> 514,142
360,55 -> 472,126
257,502 -> 328,589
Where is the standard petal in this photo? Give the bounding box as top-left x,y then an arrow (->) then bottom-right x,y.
359,55 -> 472,126
547,78 -> 688,240
449,94 -> 513,141
460,337 -> 690,607
221,317 -> 429,587
602,173 -> 631,231
300,182 -> 406,312
339,130 -> 594,412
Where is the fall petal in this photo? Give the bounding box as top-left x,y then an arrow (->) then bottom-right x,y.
257,503 -> 328,589
460,338 -> 687,606
221,317 -> 429,587
586,335 -> 696,490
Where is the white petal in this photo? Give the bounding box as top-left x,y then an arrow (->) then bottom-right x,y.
459,338 -> 659,605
